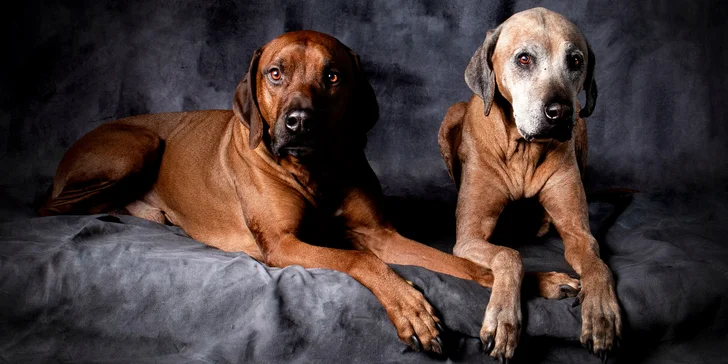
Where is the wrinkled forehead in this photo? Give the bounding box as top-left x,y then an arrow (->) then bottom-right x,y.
258,36 -> 352,74
497,10 -> 587,57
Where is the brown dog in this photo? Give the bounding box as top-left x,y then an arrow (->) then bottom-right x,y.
439,8 -> 621,362
39,30 -> 494,354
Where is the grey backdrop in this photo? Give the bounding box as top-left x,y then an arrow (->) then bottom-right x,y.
1,0 -> 727,215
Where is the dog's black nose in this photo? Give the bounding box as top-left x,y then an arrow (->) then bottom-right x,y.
284,109 -> 314,133
544,102 -> 573,121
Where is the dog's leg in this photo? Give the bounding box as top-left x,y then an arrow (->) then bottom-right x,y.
539,164 -> 621,358
358,229 -> 579,296
438,102 -> 467,186
362,230 -> 496,288
39,123 -> 163,216
451,176 -> 523,361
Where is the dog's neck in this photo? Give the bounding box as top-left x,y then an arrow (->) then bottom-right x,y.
484,95 -> 561,168
232,119 -> 353,204
466,95 -> 571,200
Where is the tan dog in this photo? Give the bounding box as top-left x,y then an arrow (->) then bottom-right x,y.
439,8 -> 620,362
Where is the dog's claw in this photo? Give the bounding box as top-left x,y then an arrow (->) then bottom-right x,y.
572,296 -> 581,307
600,350 -> 608,363
481,335 -> 495,353
430,337 -> 443,354
559,284 -> 579,298
498,353 -> 505,364
436,322 -> 444,334
410,335 -> 421,352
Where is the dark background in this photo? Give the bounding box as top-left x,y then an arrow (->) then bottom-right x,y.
1,0 -> 727,216
1,2 -> 728,362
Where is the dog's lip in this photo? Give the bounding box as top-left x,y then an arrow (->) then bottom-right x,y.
524,134 -> 550,142
519,123 -> 573,142
517,128 -> 542,142
279,146 -> 316,158
523,132 -> 573,142
283,146 -> 316,154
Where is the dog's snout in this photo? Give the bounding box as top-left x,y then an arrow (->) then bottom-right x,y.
284,109 -> 314,133
544,102 -> 573,122
273,106 -> 319,157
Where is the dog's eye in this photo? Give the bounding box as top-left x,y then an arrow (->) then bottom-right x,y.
517,54 -> 531,66
568,55 -> 583,70
327,72 -> 339,84
268,68 -> 282,81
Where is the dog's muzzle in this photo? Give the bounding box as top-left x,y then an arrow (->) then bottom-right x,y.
272,108 -> 320,158
522,101 -> 575,142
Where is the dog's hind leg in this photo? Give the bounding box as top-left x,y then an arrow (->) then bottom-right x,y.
39,123 -> 163,216
438,102 -> 466,187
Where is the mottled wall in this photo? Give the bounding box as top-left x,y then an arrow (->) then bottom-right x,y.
1,0 -> 727,215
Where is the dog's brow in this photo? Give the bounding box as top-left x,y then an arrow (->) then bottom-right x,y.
265,60 -> 286,73
513,44 -> 541,57
322,60 -> 337,71
564,43 -> 582,55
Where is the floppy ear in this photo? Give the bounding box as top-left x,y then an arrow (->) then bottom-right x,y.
465,26 -> 501,116
579,42 -> 598,118
347,49 -> 379,135
232,48 -> 265,149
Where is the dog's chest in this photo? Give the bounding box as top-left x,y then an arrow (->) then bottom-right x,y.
284,167 -> 343,209
500,141 -> 555,200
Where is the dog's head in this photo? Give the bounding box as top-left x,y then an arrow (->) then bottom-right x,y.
233,30 -> 378,160
465,7 -> 597,142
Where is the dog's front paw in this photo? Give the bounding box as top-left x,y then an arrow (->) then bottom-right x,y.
574,273 -> 621,361
380,279 -> 444,354
480,289 -> 521,363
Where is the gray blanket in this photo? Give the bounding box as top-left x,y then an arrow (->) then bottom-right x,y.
1,193 -> 727,363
